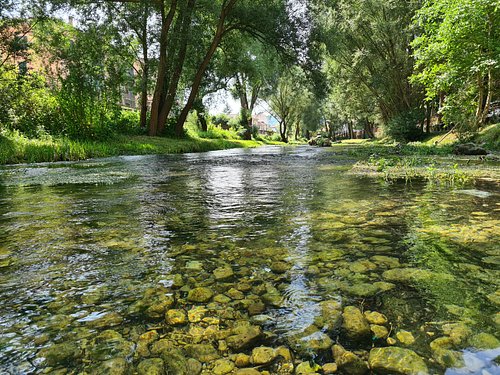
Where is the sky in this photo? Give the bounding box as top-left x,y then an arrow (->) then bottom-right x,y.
205,89 -> 274,119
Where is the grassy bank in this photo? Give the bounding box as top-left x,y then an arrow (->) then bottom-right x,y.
0,130 -> 281,165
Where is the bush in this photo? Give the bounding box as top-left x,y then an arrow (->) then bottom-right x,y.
385,110 -> 424,142
114,110 -> 142,135
0,70 -> 62,136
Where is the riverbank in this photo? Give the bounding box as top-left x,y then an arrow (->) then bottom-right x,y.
0,131 -> 282,165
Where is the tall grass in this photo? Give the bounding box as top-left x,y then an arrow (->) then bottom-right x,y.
0,129 -> 281,165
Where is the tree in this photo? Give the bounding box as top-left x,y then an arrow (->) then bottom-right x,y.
309,0 -> 424,140
412,0 -> 500,132
218,36 -> 280,139
104,1 -> 156,130
266,67 -> 311,143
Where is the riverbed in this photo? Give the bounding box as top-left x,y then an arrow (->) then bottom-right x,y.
0,146 -> 499,374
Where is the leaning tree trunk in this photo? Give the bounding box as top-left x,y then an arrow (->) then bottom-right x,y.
157,0 -> 195,134
175,0 -> 237,136
149,0 -> 177,136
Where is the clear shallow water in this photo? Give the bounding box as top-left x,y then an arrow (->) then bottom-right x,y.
0,146 -> 498,374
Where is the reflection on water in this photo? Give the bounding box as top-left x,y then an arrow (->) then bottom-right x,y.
0,146 -> 498,374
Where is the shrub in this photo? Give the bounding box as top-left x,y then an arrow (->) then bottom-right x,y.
114,110 -> 142,135
385,109 -> 424,142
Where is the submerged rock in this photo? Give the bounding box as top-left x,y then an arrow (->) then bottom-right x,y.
38,342 -> 82,367
212,359 -> 235,375
332,344 -> 369,375
137,358 -> 164,375
89,330 -> 134,361
342,306 -> 371,341
136,330 -> 159,358
226,323 -> 262,351
166,309 -> 187,325
371,325 -> 389,339
270,261 -> 291,274
186,358 -> 202,375
295,361 -> 322,374
162,347 -> 189,374
382,268 -> 453,284
364,311 -> 388,325
368,347 -> 428,375
185,344 -> 220,363
213,266 -> 234,281
234,353 -> 251,368
396,330 -> 416,346
299,330 -> 333,352
187,287 -> 214,303
469,332 -> 500,349
235,369 -> 261,375
95,358 -> 128,375
314,299 -> 343,331
87,312 -> 123,329
250,346 -> 276,365
322,363 -> 338,374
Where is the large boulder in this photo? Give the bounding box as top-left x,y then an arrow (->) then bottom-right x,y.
368,347 -> 429,375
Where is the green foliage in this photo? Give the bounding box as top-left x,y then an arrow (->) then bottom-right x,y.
211,114 -> 230,129
114,110 -> 143,135
0,70 -> 62,136
412,0 -> 500,131
385,110 -> 424,142
312,0 -> 421,140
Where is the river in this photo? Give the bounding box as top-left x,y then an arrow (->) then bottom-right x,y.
0,146 -> 499,374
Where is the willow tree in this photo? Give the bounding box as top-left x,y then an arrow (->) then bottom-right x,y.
309,0 -> 423,140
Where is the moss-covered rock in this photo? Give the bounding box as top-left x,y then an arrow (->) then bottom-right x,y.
368,347 -> 428,375
185,344 -> 219,363
187,287 -> 214,303
226,323 -> 262,351
93,358 -> 128,375
364,311 -> 388,325
332,344 -> 369,375
342,306 -> 371,341
38,342 -> 82,367
212,359 -> 235,375
166,309 -> 187,325
213,266 -> 234,280
469,332 -> 500,349
250,347 -> 276,365
137,358 -> 164,375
